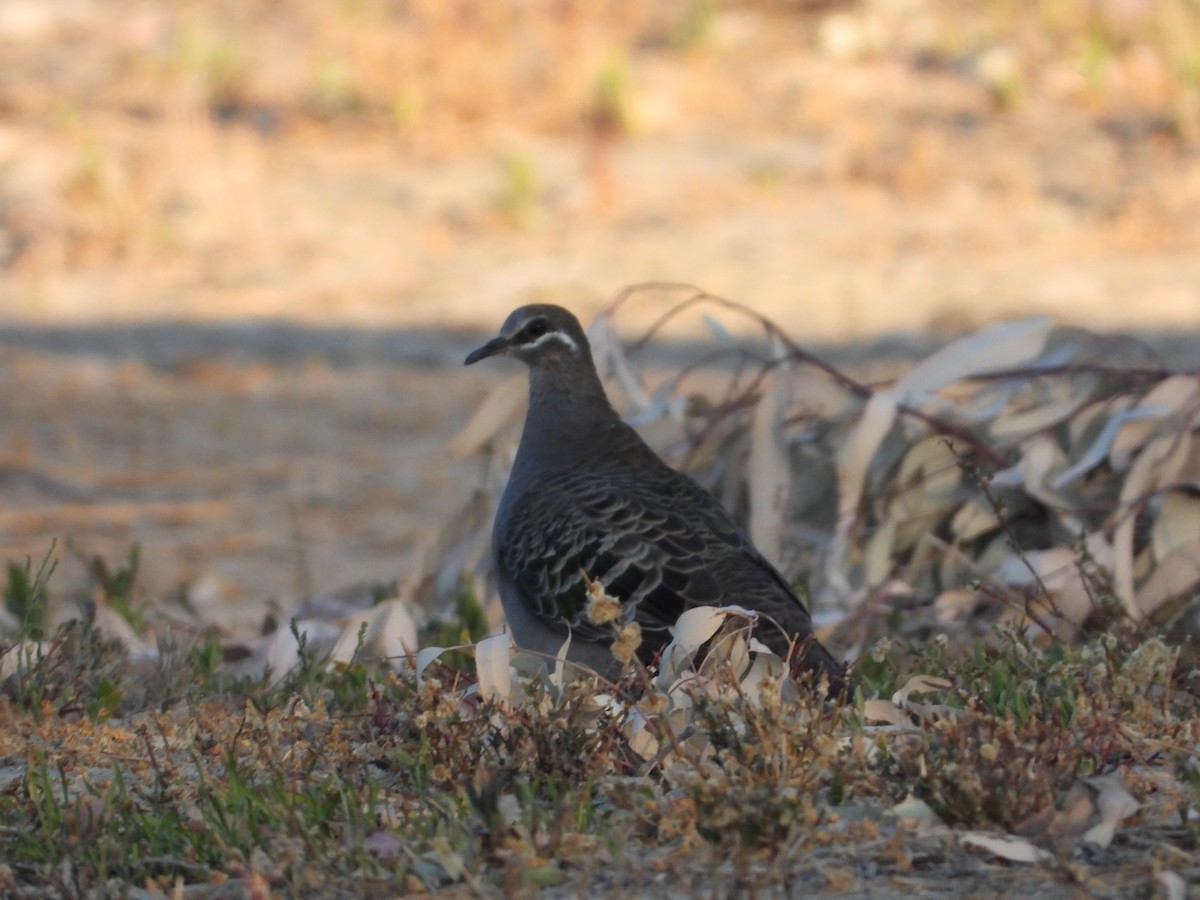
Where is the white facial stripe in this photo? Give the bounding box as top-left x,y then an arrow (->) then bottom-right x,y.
525,330 -> 579,353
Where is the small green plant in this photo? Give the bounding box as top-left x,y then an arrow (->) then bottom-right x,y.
4,542 -> 57,640
497,151 -> 538,226
312,56 -> 364,117
1,617 -> 129,722
87,543 -> 145,631
420,582 -> 491,672
673,0 -> 718,48
591,53 -> 634,137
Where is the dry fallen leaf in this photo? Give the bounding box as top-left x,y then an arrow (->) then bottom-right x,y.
658,606 -> 753,687
474,632 -> 514,705
887,795 -> 945,832
1113,432 -> 1194,617
1137,538 -> 1200,618
748,336 -> 792,564
893,317 -> 1054,400
829,390 -> 899,593
863,698 -> 910,726
1081,775 -> 1139,848
892,674 -> 953,707
1015,774 -> 1139,849
328,597 -> 420,669
933,587 -> 980,624
960,831 -> 1052,864
1156,871 -> 1188,900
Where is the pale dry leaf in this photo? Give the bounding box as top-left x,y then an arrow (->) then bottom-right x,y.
474,632 -> 514,705
428,838 -> 466,881
863,698 -> 910,726
701,314 -> 737,349
230,619 -> 340,684
1113,432 -> 1194,617
904,701 -> 962,720
625,708 -> 660,760
887,795 -> 944,831
863,519 -> 897,587
933,587 -> 980,624
259,628 -> 302,681
376,598 -> 421,663
892,674 -> 952,706
960,832 -> 1052,864
893,317 -> 1054,400
949,497 -> 999,542
739,649 -> 786,699
1153,492 -> 1200,560
667,606 -> 737,654
1156,872 -> 1188,900
627,379 -> 686,426
1083,774 -> 1139,847
989,377 -> 1095,441
1053,405 -> 1160,488
447,374 -> 526,458
1109,374 -> 1200,470
0,640 -> 44,680
828,391 -> 899,592
994,535 -> 1113,630
1017,781 -> 1098,844
747,335 -> 791,564
1001,434 -> 1069,507
1137,538 -> 1200,617
658,606 -> 756,687
328,610 -> 379,667
589,314 -> 653,412
893,436 -> 961,519
496,794 -> 523,828
91,599 -> 152,657
415,645 -> 456,681
328,598 -> 420,669
1081,821 -> 1118,848
699,626 -> 752,680
951,379 -> 1020,424
1021,775 -> 1141,848
550,630 -> 571,690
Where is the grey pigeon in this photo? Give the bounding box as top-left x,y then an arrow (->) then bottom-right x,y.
465,304 -> 850,694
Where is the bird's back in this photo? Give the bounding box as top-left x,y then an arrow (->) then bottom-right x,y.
495,417 -> 842,679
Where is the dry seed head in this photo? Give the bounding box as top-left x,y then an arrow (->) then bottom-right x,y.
611,622 -> 643,665
582,571 -> 623,625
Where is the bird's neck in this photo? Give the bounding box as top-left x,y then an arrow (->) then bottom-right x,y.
510,363 -> 634,480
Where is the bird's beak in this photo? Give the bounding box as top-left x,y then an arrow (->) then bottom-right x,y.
464,336 -> 510,365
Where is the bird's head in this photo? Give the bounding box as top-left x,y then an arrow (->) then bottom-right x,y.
464,304 -> 591,368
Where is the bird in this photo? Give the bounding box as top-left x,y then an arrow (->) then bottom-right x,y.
464,304 -> 850,695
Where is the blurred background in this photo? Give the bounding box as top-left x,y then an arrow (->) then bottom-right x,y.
2,0 -> 1199,638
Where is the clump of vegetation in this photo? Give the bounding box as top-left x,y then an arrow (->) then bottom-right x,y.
1,547 -> 1197,894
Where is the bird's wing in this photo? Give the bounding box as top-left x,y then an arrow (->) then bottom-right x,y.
497,464 -> 810,651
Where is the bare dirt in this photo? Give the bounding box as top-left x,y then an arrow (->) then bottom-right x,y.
2,3 -> 1200,631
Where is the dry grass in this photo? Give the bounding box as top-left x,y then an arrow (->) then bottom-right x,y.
2,1 -> 1199,335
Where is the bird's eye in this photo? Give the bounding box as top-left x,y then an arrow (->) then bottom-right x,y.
525,319 -> 549,340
